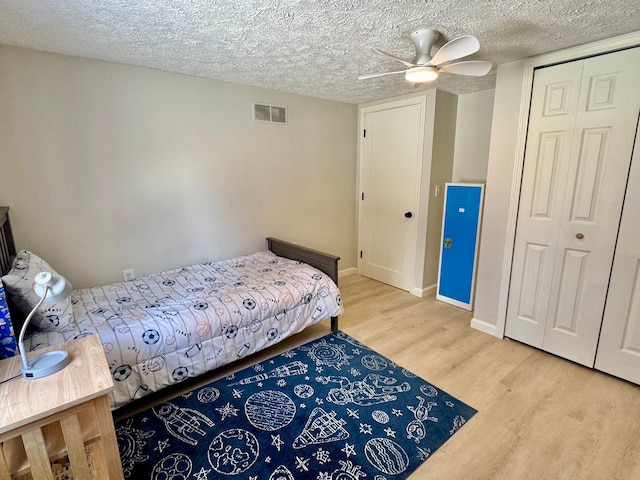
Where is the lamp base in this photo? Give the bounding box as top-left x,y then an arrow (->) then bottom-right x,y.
22,350 -> 70,379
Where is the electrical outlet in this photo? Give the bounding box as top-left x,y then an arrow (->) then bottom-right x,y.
123,269 -> 135,281
435,185 -> 441,198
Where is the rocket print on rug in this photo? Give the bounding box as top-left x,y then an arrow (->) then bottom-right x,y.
116,332 -> 477,479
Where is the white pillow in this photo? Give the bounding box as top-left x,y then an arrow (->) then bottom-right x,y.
0,250 -> 74,332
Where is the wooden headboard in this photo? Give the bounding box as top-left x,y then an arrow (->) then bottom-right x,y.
0,207 -> 16,275
266,237 -> 340,287
266,237 -> 341,333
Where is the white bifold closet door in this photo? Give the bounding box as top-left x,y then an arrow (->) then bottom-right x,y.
505,47 -> 640,367
595,121 -> 640,384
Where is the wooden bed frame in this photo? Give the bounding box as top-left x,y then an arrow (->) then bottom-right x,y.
0,207 -> 340,331
0,207 -> 16,277
267,237 -> 340,333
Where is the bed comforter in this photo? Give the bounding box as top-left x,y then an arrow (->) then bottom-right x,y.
25,251 -> 343,408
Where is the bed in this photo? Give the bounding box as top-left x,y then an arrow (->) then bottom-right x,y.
0,207 -> 343,409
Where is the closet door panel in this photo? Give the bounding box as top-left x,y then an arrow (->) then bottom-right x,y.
542,47 -> 640,366
595,117 -> 640,383
506,47 -> 640,368
504,62 -> 583,348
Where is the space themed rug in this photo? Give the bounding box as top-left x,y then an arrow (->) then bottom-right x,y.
115,332 -> 476,479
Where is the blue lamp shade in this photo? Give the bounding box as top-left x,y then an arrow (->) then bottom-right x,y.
18,271 -> 73,379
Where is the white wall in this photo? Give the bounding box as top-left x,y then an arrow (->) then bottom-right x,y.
423,90 -> 457,289
0,45 -> 358,288
472,60 -> 527,333
452,89 -> 495,183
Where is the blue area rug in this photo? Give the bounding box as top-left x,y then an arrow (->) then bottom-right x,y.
115,332 -> 476,479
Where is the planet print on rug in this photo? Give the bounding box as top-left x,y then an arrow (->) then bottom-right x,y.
115,332 -> 477,479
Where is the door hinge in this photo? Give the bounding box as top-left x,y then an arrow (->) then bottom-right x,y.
363,129 -> 366,138
360,250 -> 363,258
361,192 -> 365,200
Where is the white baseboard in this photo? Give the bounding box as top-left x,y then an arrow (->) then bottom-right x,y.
470,317 -> 498,337
410,284 -> 436,298
339,271 -> 436,299
422,284 -> 437,297
339,267 -> 358,278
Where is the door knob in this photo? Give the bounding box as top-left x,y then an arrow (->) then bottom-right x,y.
405,212 -> 413,218
576,233 -> 584,240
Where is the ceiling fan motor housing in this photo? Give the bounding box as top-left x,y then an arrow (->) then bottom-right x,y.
410,28 -> 439,65
358,28 -> 492,81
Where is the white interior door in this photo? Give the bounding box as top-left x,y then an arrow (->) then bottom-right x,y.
505,47 -> 640,366
359,102 -> 423,291
504,61 -> 583,348
595,118 -> 640,383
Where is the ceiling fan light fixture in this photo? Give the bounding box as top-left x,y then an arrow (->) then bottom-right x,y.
405,66 -> 439,83
361,29 -> 487,84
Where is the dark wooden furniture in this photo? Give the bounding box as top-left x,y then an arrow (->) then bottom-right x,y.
267,237 -> 340,332
0,207 -> 16,276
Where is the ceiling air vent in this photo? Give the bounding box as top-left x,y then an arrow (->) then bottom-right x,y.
253,103 -> 287,124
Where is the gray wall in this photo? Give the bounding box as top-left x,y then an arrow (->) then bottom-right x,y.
473,60 -> 527,331
452,89 -> 495,183
0,45 -> 358,288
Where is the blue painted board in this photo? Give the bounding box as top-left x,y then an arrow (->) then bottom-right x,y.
437,184 -> 484,309
0,282 -> 18,359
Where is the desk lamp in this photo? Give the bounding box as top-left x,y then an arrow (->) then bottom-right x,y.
17,271 -> 72,379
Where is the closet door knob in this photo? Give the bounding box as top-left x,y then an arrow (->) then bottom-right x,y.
576,233 -> 584,240
405,212 -> 413,218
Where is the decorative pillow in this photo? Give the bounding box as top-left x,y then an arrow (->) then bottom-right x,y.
0,250 -> 74,333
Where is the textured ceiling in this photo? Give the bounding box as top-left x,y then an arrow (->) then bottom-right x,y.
1,0 -> 639,104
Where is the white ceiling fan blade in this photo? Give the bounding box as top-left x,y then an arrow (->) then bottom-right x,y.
369,46 -> 415,67
358,69 -> 408,80
438,60 -> 493,76
428,35 -> 480,66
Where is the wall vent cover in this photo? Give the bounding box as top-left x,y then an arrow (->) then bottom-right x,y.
253,103 -> 287,124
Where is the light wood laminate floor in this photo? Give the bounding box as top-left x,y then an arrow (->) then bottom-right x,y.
116,274 -> 640,479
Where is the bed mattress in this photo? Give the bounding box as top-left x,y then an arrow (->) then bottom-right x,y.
25,251 -> 343,408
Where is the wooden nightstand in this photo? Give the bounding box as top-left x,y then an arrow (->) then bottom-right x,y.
0,335 -> 123,479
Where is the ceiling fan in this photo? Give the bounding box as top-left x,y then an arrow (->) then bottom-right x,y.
359,28 -> 492,83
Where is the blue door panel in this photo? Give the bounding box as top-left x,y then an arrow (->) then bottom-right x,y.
438,185 -> 483,306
